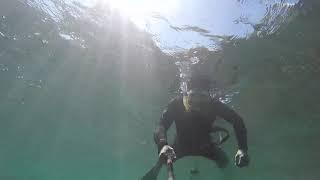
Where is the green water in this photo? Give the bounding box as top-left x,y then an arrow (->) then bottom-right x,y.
0,0 -> 320,179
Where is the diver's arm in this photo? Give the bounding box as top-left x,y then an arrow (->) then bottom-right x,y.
213,100 -> 248,151
154,99 -> 176,152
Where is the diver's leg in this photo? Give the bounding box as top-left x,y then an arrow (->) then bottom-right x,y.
171,142 -> 186,161
200,144 -> 236,180
201,144 -> 229,169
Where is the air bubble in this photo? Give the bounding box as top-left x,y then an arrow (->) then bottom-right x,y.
42,39 -> 49,45
0,31 -> 5,37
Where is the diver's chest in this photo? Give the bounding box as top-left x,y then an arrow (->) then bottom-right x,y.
176,110 -> 215,126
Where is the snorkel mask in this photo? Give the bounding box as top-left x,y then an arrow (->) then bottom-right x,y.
187,89 -> 210,104
183,74 -> 212,112
183,89 -> 211,112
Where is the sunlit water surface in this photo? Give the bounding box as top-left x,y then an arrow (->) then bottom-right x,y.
0,0 -> 320,179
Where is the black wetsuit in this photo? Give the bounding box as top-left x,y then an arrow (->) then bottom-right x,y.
154,95 -> 248,168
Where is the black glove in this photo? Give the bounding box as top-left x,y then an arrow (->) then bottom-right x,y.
234,149 -> 249,167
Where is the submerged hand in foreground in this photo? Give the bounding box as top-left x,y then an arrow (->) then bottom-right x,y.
159,145 -> 177,162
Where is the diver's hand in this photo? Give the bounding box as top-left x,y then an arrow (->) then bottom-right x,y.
159,145 -> 176,163
234,149 -> 249,167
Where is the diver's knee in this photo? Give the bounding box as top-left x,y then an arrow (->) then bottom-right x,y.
216,157 -> 229,169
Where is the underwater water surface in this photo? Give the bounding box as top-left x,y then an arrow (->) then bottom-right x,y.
0,0 -> 320,179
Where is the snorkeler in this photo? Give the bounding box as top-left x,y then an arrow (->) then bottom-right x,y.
141,74 -> 249,180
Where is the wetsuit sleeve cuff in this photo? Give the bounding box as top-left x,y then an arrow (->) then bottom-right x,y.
238,146 -> 248,152
157,139 -> 168,152
159,139 -> 168,147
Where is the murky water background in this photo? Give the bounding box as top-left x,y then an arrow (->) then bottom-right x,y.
0,0 -> 320,179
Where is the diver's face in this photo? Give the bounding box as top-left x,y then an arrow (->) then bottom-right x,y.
186,89 -> 211,111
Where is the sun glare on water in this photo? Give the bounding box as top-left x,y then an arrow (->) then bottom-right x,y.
105,0 -> 179,15
101,0 -> 180,27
